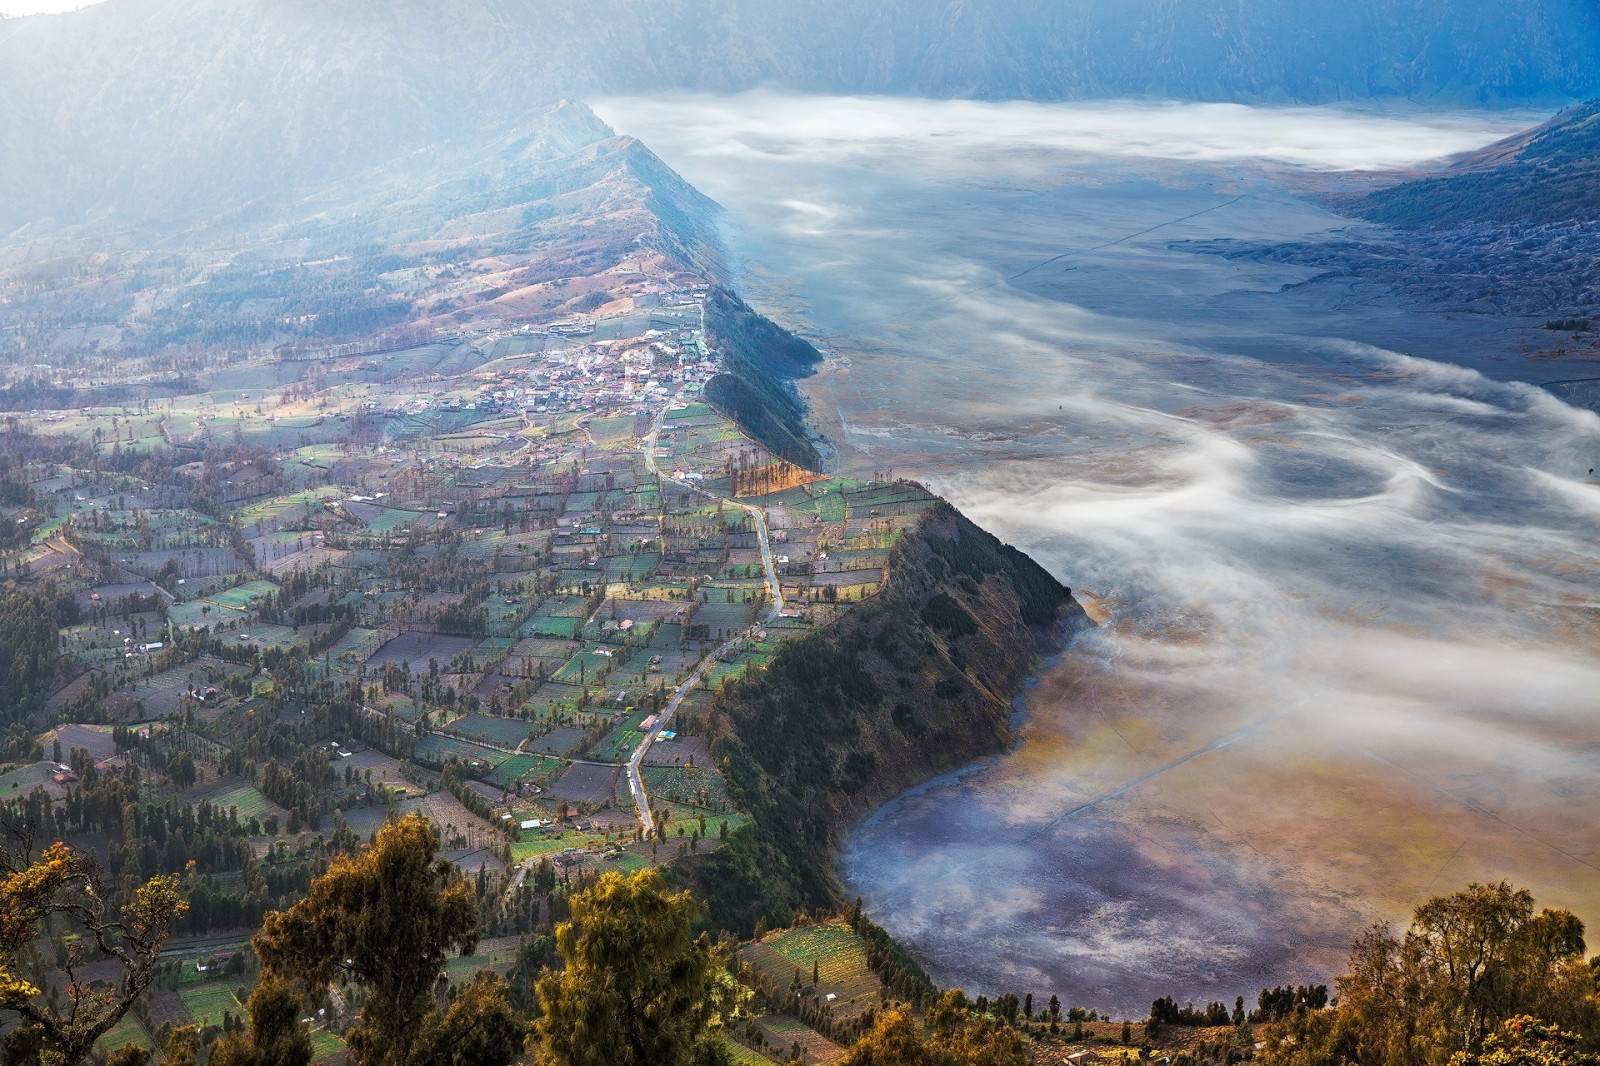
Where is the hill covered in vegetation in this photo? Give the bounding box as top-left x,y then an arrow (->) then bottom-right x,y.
684,500 -> 1088,935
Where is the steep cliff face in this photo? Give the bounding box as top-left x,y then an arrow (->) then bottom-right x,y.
702,289 -> 823,469
681,499 -> 1090,935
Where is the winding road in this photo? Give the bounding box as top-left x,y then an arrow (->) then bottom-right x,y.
624,399 -> 785,838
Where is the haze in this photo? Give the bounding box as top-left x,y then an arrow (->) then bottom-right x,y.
599,93 -> 1600,1014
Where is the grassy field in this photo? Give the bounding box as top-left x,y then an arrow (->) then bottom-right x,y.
609,851 -> 651,873
487,753 -> 562,788
177,980 -> 245,1028
310,1028 -> 346,1063
207,579 -> 281,609
509,829 -> 609,863
95,1013 -> 151,1055
0,761 -> 51,795
526,614 -> 582,639
199,781 -> 279,823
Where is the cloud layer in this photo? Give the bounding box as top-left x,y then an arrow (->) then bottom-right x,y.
600,94 -> 1600,1014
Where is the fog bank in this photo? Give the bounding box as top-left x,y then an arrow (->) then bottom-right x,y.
600,94 -> 1600,1015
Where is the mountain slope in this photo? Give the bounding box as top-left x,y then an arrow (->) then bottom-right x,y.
1358,99 -> 1600,227
2,0 -> 1599,232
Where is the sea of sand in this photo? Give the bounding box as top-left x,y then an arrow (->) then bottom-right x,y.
599,94 -> 1600,1016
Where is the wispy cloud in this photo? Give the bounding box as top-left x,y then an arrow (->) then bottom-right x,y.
601,93 -> 1600,1014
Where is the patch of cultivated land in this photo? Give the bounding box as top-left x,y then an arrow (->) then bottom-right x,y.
741,922 -> 882,1021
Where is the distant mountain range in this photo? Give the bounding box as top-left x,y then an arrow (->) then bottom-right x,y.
1359,99 -> 1600,227
2,0 -> 1599,232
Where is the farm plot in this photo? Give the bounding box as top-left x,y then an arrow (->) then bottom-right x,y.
95,1013 -> 151,1055
206,580 -> 281,611
347,502 -> 430,534
487,754 -> 562,788
412,735 -> 509,773
551,650 -> 610,685
641,763 -> 733,813
50,723 -> 118,761
808,568 -> 885,589
724,1039 -> 780,1066
588,708 -> 651,763
546,762 -> 617,804
310,1029 -> 346,1062
220,623 -> 301,652
525,725 -> 588,758
508,828 -> 609,863
524,613 -> 583,639
448,713 -> 533,748
397,790 -> 494,839
443,936 -> 521,984
696,601 -> 755,631
510,636 -> 581,661
0,762 -> 53,795
177,981 -> 245,1028
608,850 -> 651,873
472,635 -> 517,662
366,632 -> 477,671
320,626 -> 386,670
194,780 -> 283,825
605,552 -> 660,584
753,1016 -> 846,1066
643,734 -> 711,767
742,922 -> 881,1020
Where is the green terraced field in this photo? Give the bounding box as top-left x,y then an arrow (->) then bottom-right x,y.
364,507 -> 427,534
724,1040 -> 778,1066
177,981 -> 245,1028
752,923 -> 871,987
200,782 -> 278,822
238,487 -> 342,526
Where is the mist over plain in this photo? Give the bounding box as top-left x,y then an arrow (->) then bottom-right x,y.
598,94 -> 1600,1014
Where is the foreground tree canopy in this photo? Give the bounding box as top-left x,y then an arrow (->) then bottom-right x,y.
533,868 -> 732,1066
9,802 -> 1599,1066
253,812 -> 519,1066
2,834 -> 187,1066
1264,881 -> 1600,1066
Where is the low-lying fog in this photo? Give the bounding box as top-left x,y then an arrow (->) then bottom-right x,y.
597,94 -> 1600,1016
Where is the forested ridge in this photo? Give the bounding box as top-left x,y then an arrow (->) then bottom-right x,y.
702,289 -> 823,470
681,500 -> 1086,935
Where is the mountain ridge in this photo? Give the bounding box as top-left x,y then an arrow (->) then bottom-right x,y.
3,0 -> 1598,232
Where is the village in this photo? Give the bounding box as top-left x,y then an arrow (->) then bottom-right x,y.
0,277 -> 1005,1064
